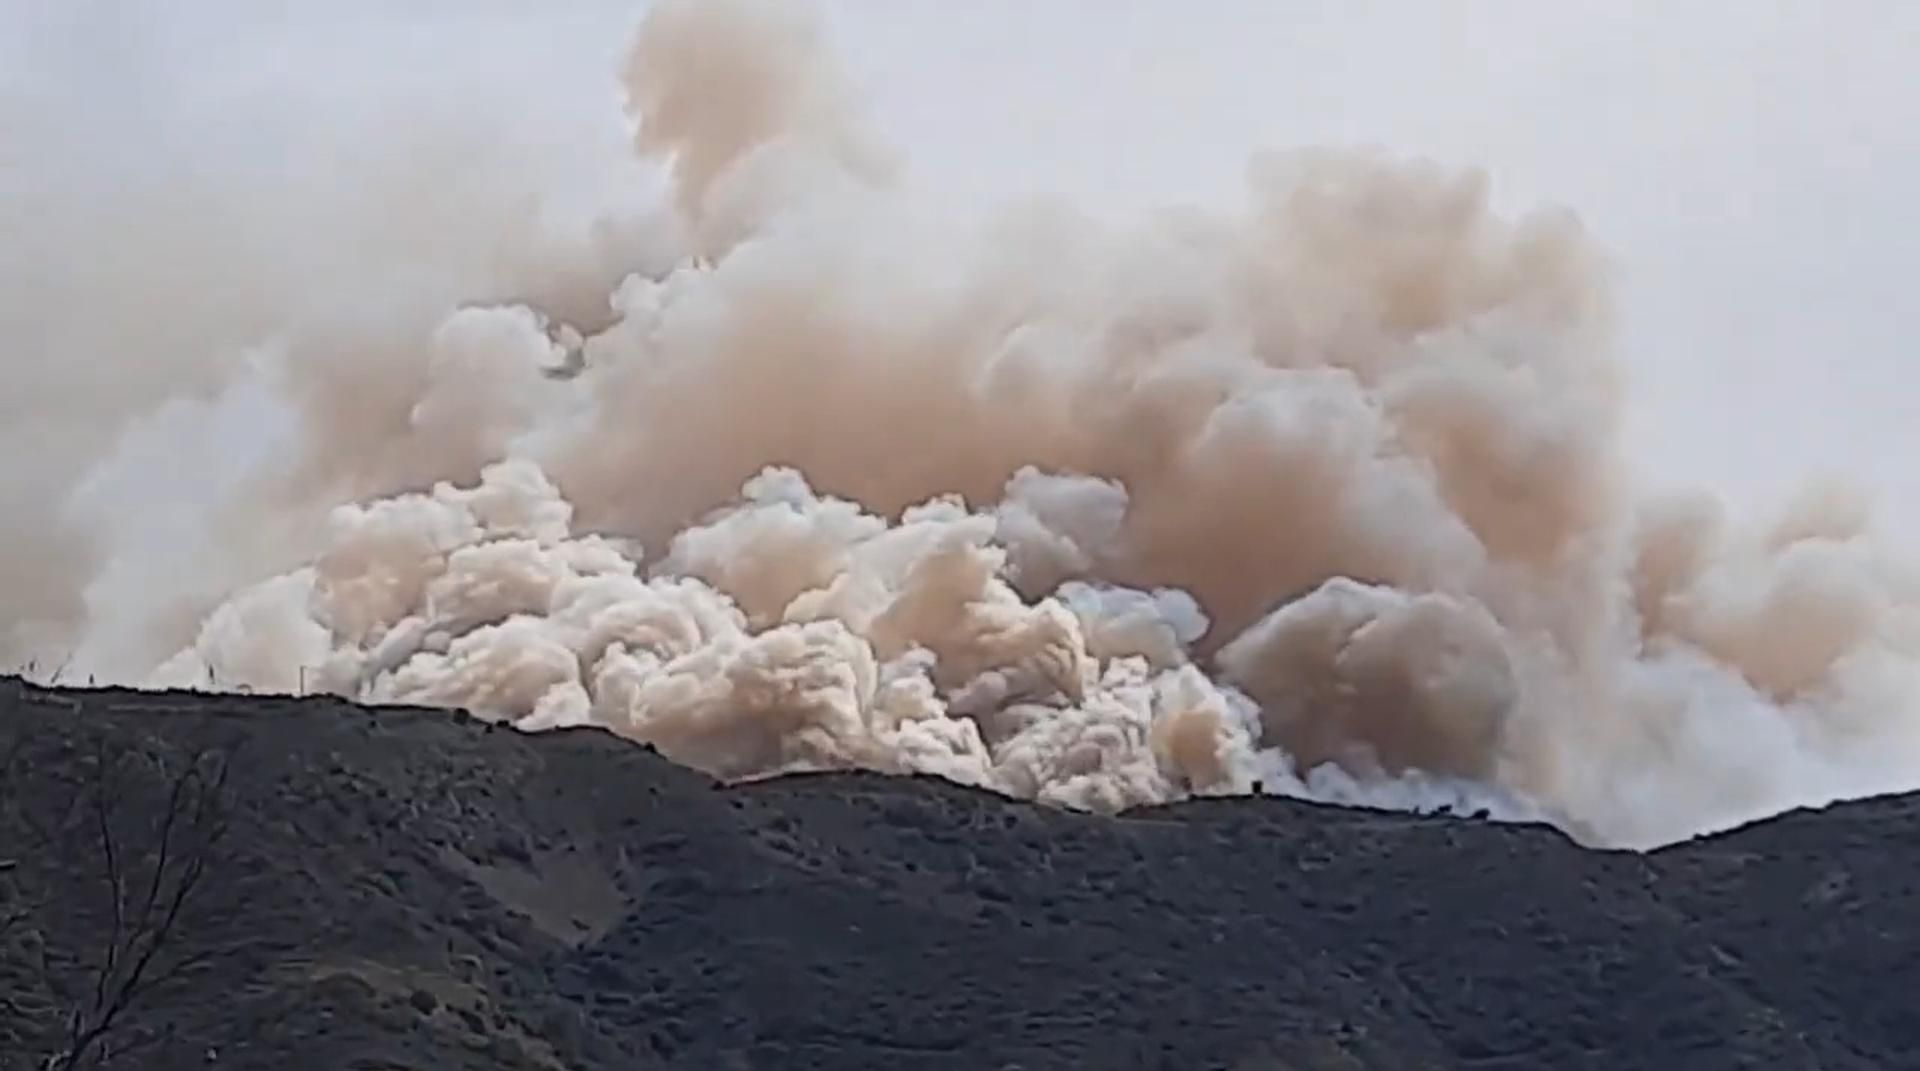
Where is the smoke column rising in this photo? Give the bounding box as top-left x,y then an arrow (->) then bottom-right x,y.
8,0 -> 1920,849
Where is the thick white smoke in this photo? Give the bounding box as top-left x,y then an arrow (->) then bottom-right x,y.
9,0 -> 1919,850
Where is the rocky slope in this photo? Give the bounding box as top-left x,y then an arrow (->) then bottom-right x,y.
1,676 -> 1913,1070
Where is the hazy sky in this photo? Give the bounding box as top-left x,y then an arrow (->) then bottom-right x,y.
9,0 -> 1918,527
823,2 -> 1920,529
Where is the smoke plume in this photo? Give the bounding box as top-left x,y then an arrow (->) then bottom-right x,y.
8,0 -> 1918,850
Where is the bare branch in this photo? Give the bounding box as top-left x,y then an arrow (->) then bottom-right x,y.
90,747 -> 124,1021
47,745 -> 235,1071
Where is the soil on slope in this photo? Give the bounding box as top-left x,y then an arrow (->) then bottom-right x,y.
0,676 -> 1913,1071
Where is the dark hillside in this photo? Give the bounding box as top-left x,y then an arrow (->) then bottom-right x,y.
1,677 -> 1913,1070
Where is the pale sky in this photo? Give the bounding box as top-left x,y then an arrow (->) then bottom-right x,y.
820,2 -> 1920,529
9,0 -> 1918,529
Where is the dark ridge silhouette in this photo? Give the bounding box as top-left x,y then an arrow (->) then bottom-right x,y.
1,675 -> 1911,1070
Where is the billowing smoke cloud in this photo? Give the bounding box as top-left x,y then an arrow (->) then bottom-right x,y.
8,0 -> 1919,850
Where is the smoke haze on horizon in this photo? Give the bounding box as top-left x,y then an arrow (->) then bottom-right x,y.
4,0 -> 1919,850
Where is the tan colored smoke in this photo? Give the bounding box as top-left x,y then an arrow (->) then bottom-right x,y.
11,0 -> 1920,850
